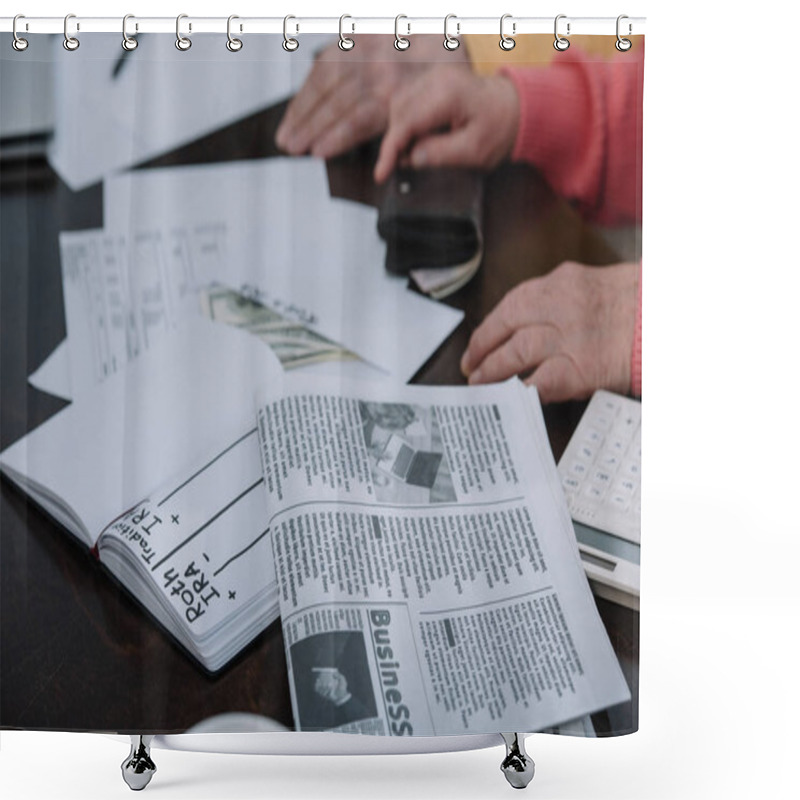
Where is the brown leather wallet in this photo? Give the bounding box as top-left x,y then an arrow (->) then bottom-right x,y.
377,168 -> 483,276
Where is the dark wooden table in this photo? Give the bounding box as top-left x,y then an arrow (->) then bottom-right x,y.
0,101 -> 638,736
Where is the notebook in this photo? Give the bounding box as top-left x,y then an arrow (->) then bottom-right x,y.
0,319 -> 285,672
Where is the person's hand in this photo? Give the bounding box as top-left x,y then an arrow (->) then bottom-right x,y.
313,668 -> 350,705
374,66 -> 520,183
276,36 -> 469,160
461,262 -> 639,404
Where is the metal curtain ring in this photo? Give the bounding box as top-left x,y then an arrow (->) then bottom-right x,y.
499,14 -> 515,51
338,14 -> 354,51
12,15 -> 29,51
443,14 -> 460,51
394,15 -> 410,51
554,14 -> 570,51
122,14 -> 138,51
63,13 -> 80,51
283,15 -> 299,51
227,15 -> 243,51
176,14 -> 192,50
616,14 -> 632,51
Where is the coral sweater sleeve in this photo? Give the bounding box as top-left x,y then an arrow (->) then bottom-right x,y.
631,262 -> 642,397
501,45 -> 644,226
503,47 -> 644,397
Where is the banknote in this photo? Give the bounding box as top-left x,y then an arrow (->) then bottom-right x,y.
199,285 -> 359,369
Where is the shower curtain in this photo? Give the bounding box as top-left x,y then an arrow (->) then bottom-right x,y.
0,23 -> 642,746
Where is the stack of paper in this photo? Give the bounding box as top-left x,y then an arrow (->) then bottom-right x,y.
14,152 -> 464,672
31,158 -> 463,401
2,338 -> 632,728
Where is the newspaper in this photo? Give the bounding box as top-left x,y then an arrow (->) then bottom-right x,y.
256,376 -> 631,736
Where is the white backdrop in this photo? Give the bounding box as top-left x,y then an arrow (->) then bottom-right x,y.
2,1 -> 798,798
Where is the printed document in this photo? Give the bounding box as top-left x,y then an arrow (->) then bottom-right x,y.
46,33 -> 325,190
44,159 -> 462,394
255,376 -> 631,734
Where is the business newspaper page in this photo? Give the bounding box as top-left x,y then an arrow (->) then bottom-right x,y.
256,377 -> 630,735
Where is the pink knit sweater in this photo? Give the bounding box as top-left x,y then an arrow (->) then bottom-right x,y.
502,46 -> 643,396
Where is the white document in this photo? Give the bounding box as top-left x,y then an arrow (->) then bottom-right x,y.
28,339 -> 71,401
0,40 -> 55,139
102,159 -> 463,384
1,318 -> 285,672
55,225 -> 209,397
34,203 -> 395,401
46,33 -> 325,191
1,317 -> 283,546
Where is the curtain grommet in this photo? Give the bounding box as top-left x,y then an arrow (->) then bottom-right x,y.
12,15 -> 29,51
338,14 -> 355,51
176,14 -> 192,51
443,14 -> 460,51
394,15 -> 410,51
122,14 -> 138,52
499,14 -> 515,51
226,15 -> 243,52
554,14 -> 570,51
283,15 -> 299,52
63,13 -> 80,51
616,14 -> 632,51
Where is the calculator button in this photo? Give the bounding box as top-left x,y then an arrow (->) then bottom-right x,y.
593,414 -> 613,431
569,461 -> 589,477
585,428 -> 604,444
562,476 -> 580,492
608,438 -> 626,455
614,415 -> 637,433
592,469 -> 612,484
614,478 -> 636,495
600,452 -> 620,470
599,396 -> 620,414
610,493 -> 629,512
578,443 -> 596,461
583,483 -> 606,501
624,460 -> 640,477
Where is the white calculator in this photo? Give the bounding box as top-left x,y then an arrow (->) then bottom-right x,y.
557,390 -> 641,610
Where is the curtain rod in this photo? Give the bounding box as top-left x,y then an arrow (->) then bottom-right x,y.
1,16 -> 645,37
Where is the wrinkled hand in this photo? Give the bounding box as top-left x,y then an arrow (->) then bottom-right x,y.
374,66 -> 520,183
461,262 -> 639,404
276,35 -> 468,160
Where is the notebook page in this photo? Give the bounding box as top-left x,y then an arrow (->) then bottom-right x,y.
0,317 -> 282,547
